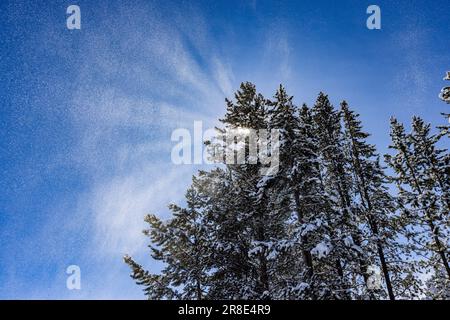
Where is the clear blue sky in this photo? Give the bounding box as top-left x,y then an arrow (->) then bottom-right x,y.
0,0 -> 448,299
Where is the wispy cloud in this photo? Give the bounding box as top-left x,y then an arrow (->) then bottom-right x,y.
212,57 -> 235,97
57,2 -> 236,298
264,28 -> 292,82
89,165 -> 194,257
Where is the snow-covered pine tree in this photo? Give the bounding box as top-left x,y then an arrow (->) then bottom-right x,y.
263,85 -> 304,298
385,117 -> 450,298
410,117 -> 450,280
341,101 -> 399,300
311,93 -> 371,298
265,87 -> 332,299
293,103 -> 348,299
190,168 -> 255,299
215,82 -> 289,299
124,183 -> 212,299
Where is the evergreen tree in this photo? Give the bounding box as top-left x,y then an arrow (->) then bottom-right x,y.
124,184 -> 212,299
385,117 -> 450,297
266,88 -> 332,298
341,101 -> 396,300
216,82 -> 288,299
294,103 -> 347,299
311,93 -> 372,298
193,168 -> 255,299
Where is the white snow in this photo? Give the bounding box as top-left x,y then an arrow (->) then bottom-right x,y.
311,241 -> 331,258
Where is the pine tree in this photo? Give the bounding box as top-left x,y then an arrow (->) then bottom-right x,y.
385,117 -> 450,297
266,87 -> 332,298
410,117 -> 450,280
220,83 -> 271,298
216,82 -> 289,299
124,184 -> 212,299
341,101 -> 398,300
263,86 -> 303,298
294,103 -> 348,299
193,168 -> 255,299
311,93 -> 371,298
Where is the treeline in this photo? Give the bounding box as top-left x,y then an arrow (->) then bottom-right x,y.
125,82 -> 449,300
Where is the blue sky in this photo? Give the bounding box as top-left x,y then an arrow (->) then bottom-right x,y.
0,0 -> 448,299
